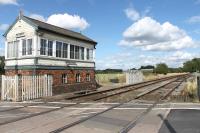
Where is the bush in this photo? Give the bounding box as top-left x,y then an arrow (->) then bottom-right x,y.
154,63 -> 168,74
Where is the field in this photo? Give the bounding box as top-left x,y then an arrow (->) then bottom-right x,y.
95,73 -> 126,85
95,72 -> 182,86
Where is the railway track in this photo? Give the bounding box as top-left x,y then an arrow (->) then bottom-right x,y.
0,74 -> 189,130
50,74 -> 189,133
119,76 -> 187,133
67,74 -> 188,102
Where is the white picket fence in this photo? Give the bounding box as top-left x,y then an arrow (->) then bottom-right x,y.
0,75 -> 2,94
1,75 -> 53,101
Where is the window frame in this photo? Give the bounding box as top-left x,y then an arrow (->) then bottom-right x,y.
76,73 -> 81,83
80,47 -> 84,60
56,41 -> 62,58
47,40 -> 53,56
86,73 -> 91,82
70,45 -> 75,59
86,48 -> 90,60
75,46 -> 80,59
40,39 -> 47,55
56,41 -> 69,58
38,38 -> 91,61
62,43 -> 68,58
21,38 -> 33,56
62,74 -> 68,84
7,40 -> 19,58
27,39 -> 32,55
70,44 -> 85,61
40,38 -> 53,56
22,39 -> 27,56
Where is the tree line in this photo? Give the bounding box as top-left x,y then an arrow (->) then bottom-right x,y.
0,56 -> 199,74
95,58 -> 200,74
154,58 -> 200,74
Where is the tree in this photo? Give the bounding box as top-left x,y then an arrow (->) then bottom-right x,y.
95,69 -> 123,74
168,67 -> 183,73
154,63 -> 168,74
0,56 -> 5,74
140,65 -> 155,70
131,68 -> 136,70
183,58 -> 200,72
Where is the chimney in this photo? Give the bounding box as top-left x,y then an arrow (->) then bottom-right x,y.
19,9 -> 24,19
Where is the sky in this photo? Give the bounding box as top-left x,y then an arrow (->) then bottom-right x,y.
0,0 -> 200,70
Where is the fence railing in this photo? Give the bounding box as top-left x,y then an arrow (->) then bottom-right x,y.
0,75 -> 2,94
1,75 -> 53,101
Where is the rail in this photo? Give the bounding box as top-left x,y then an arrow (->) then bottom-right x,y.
50,74 -> 188,133
66,74 -> 188,100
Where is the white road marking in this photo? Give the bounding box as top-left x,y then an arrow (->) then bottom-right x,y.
48,102 -> 77,105
0,101 -> 44,104
78,111 -> 99,115
64,107 -> 200,110
28,106 -> 61,109
80,102 -> 120,105
67,108 -> 109,110
0,105 -> 24,108
74,115 -> 91,118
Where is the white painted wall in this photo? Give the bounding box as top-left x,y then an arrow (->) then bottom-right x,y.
5,17 -> 96,68
6,19 -> 35,41
6,59 -> 34,66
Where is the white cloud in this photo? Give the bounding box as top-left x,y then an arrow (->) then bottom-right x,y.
47,13 -> 89,30
119,17 -> 195,51
124,6 -> 151,21
29,14 -> 46,22
0,0 -> 18,5
124,8 -> 140,21
29,13 -> 89,31
167,51 -> 194,61
139,51 -> 198,67
96,50 -> 199,70
0,24 -> 9,31
187,15 -> 200,23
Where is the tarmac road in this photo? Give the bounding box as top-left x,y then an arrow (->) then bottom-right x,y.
159,109 -> 200,133
0,102 -> 200,133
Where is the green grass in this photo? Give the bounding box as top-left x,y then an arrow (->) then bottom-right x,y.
96,72 -> 184,86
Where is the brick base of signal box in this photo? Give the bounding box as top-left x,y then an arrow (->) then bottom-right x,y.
5,69 -> 97,95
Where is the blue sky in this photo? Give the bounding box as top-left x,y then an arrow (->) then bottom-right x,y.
0,0 -> 200,70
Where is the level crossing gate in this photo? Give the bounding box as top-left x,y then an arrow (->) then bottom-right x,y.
1,75 -> 53,101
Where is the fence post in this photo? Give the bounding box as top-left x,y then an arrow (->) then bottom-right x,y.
17,75 -> 22,101
1,75 -> 4,101
14,75 -> 19,102
49,75 -> 53,96
43,74 -> 47,97
197,76 -> 200,101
